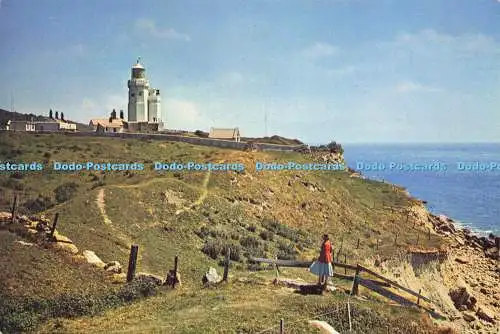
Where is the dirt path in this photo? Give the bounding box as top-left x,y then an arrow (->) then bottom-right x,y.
95,188 -> 132,251
96,188 -> 113,225
176,170 -> 211,215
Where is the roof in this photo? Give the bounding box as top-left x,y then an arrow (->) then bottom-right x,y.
209,127 -> 240,139
89,119 -> 124,128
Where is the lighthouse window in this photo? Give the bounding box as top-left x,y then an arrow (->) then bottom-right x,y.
131,93 -> 135,97
139,92 -> 142,96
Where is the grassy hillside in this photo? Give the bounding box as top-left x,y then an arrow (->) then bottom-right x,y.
0,132 -> 448,333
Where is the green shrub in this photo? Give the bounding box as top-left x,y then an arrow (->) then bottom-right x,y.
24,194 -> 54,212
54,182 -> 79,203
246,224 -> 257,232
202,239 -> 224,259
259,230 -> 274,241
277,241 -> 298,260
240,236 -> 260,248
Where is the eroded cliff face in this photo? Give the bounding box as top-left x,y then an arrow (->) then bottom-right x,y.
366,198 -> 500,333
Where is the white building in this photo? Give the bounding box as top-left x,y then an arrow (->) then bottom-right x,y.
6,120 -> 36,132
127,58 -> 163,131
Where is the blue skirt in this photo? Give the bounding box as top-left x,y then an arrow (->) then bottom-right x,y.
309,261 -> 334,276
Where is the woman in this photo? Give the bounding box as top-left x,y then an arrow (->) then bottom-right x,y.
309,234 -> 334,286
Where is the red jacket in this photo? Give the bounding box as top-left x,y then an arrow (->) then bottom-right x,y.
318,240 -> 332,263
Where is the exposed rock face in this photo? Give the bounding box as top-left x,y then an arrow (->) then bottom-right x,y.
202,267 -> 221,286
82,250 -> 106,268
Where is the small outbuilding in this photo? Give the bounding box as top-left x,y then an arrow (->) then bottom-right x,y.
208,127 -> 241,142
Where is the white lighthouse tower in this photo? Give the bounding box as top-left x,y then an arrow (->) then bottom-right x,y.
127,57 -> 163,131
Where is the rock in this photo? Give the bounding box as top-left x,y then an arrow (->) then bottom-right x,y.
18,215 -> 30,223
479,287 -> 490,295
165,270 -> 181,287
374,255 -> 382,267
202,267 -> 222,286
0,211 -> 11,222
484,247 -> 499,260
476,305 -> 496,323
455,256 -> 469,264
135,273 -> 164,286
463,312 -> 477,322
104,261 -> 122,274
15,240 -> 34,247
449,285 -> 473,310
82,250 -> 106,268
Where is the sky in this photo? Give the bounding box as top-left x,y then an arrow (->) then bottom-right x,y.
0,0 -> 499,144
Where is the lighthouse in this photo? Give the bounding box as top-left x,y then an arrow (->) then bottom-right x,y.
127,57 -> 163,131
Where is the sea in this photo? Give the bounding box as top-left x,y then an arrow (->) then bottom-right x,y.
341,143 -> 500,236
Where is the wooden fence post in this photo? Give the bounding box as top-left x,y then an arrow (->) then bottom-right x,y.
351,265 -> 361,295
222,247 -> 231,282
172,255 -> 179,288
356,238 -> 360,249
223,247 -> 231,282
126,244 -> 139,282
50,213 -> 59,238
280,318 -> 284,334
428,228 -> 431,240
394,233 -> 398,246
274,255 -> 280,281
416,233 -> 420,246
344,254 -> 347,275
376,239 -> 379,250
417,289 -> 422,305
10,195 -> 17,223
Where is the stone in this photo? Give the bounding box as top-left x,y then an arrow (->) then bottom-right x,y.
479,288 -> 490,295
484,247 -> 499,260
463,312 -> 477,322
455,256 -> 469,264
82,250 -> 106,268
476,306 -> 496,323
449,285 -> 473,310
104,261 -> 122,274
135,273 -> 164,286
202,267 -> 222,286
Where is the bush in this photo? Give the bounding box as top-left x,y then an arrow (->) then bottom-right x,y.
326,140 -> 344,154
277,241 -> 298,260
202,239 -> 224,259
240,236 -> 260,248
54,182 -> 79,203
24,194 -> 54,212
259,230 -> 274,241
246,224 -> 257,232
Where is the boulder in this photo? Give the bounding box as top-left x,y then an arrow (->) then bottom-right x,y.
476,305 -> 496,323
463,312 -> 476,322
0,211 -> 11,222
484,247 -> 499,260
104,261 -> 122,274
135,273 -> 164,286
202,267 -> 222,286
82,250 -> 106,268
449,284 -> 473,310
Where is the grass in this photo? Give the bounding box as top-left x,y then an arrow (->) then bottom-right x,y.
0,132 -> 448,333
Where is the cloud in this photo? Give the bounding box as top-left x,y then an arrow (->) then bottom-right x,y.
301,42 -> 339,59
395,81 -> 442,93
163,99 -> 208,130
391,29 -> 499,56
135,18 -> 190,41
